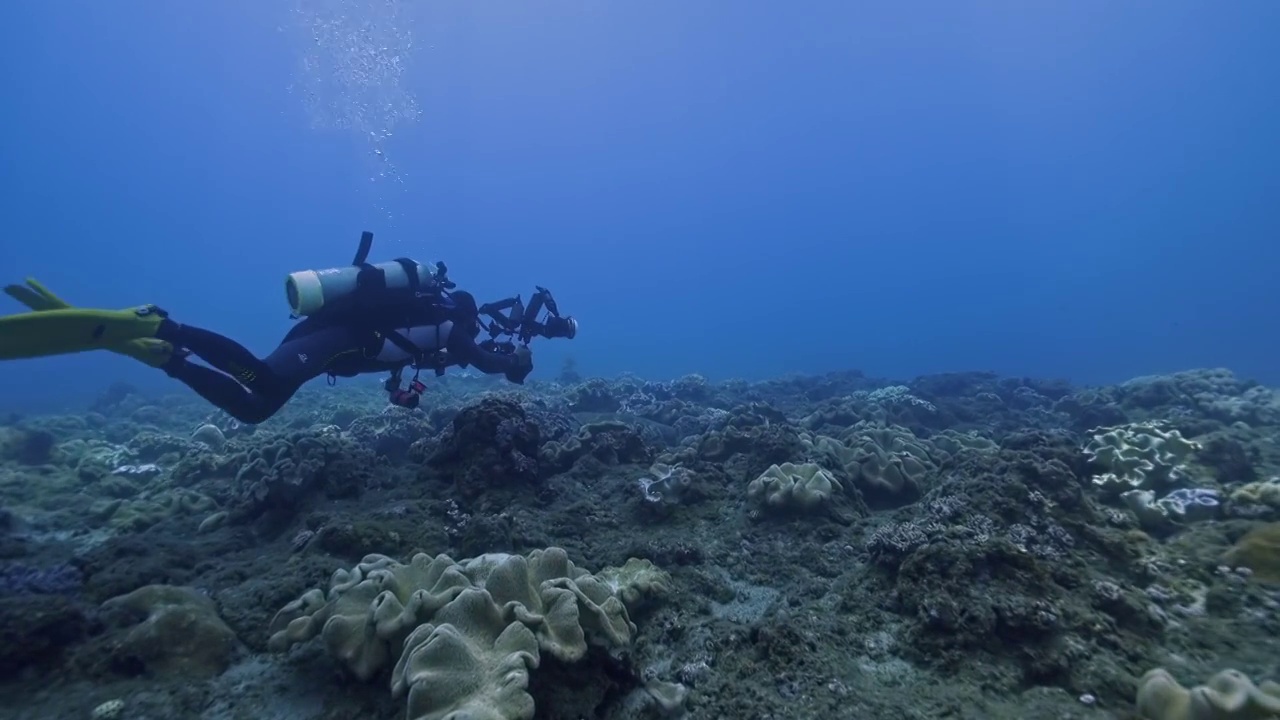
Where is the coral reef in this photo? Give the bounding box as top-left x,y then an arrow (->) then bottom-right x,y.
0,366 -> 1277,720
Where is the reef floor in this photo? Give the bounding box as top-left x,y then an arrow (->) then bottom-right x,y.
0,367 -> 1277,720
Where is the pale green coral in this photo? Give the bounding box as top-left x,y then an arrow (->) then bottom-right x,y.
596,558 -> 673,613
928,429 -> 999,457
100,585 -> 239,678
863,385 -> 936,412
804,424 -> 937,499
392,589 -> 541,720
190,423 -> 227,452
59,438 -> 136,482
268,547 -> 647,720
1122,368 -> 1280,425
1120,489 -> 1218,532
1136,668 -> 1280,719
1084,422 -> 1201,497
1230,477 -> 1280,512
747,461 -> 841,511
90,488 -> 216,532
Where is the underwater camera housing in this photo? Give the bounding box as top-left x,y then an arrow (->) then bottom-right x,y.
478,286 -> 577,345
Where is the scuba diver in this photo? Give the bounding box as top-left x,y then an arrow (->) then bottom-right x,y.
0,231 -> 577,424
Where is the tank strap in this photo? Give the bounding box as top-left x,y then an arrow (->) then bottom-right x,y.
379,327 -> 412,353
391,258 -> 424,293
381,328 -> 449,375
350,257 -> 433,305
380,327 -> 428,365
352,231 -> 374,265
348,232 -> 434,295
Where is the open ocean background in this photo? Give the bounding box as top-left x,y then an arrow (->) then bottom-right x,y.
1,1 -> 1277,411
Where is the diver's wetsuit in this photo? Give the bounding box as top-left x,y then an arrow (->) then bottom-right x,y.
153,290 -> 529,424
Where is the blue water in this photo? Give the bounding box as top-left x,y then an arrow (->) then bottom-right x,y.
2,1 -> 1278,413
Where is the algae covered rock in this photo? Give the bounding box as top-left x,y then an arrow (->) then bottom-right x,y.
1221,522 -> 1280,583
695,419 -> 804,482
0,594 -> 90,675
1228,477 -> 1280,518
427,397 -> 542,498
230,427 -> 378,529
99,584 -> 239,677
539,420 -> 652,476
0,426 -> 56,465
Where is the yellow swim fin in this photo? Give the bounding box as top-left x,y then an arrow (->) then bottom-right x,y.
107,337 -> 176,368
3,279 -> 177,367
0,306 -> 166,360
3,280 -> 62,312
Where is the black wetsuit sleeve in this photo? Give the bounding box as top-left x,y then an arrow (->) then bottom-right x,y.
446,321 -> 531,383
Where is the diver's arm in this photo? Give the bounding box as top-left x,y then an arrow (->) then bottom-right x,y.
442,290 -> 531,383
452,334 -> 532,383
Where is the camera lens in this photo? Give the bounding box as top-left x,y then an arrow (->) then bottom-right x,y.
546,316 -> 577,339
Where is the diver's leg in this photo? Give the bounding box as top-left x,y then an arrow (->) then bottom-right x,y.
163,359 -> 277,424
231,325 -> 370,422
154,319 -> 273,388
162,322 -> 367,424
258,324 -> 370,387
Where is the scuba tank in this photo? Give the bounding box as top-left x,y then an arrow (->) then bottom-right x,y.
284,231 -> 452,317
